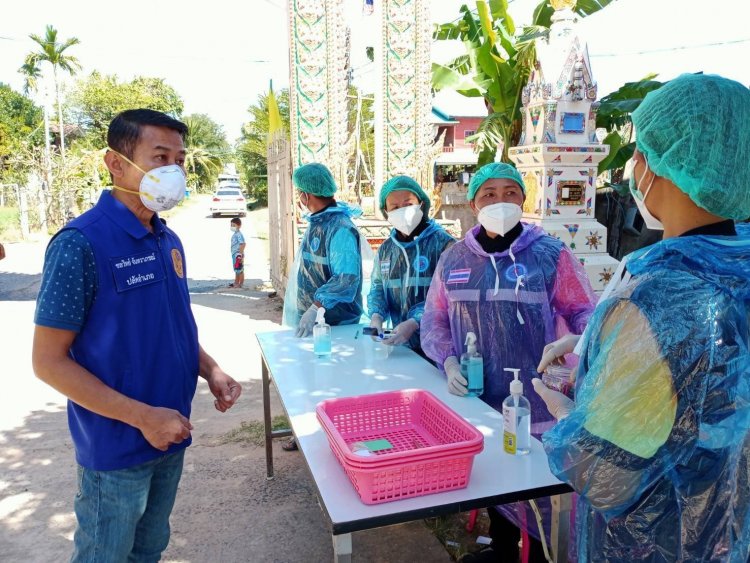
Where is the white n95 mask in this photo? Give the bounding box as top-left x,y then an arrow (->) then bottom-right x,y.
111,149 -> 186,213
628,157 -> 663,231
477,202 -> 522,236
388,204 -> 423,236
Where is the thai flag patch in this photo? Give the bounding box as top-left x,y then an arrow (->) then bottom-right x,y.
447,268 -> 471,284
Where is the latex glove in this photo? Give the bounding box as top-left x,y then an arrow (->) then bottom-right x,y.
537,334 -> 581,373
369,313 -> 384,342
296,304 -> 319,338
382,318 -> 419,346
444,356 -> 468,396
532,378 -> 575,420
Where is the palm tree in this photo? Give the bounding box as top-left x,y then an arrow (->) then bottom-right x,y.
25,25 -> 81,160
19,57 -> 52,232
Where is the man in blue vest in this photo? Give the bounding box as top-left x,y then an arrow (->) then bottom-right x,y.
32,109 -> 242,561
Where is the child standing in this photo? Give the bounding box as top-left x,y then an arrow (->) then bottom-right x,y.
230,217 -> 246,288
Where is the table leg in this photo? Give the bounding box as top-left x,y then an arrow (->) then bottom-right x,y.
332,533 -> 352,563
550,492 -> 572,563
262,359 -> 274,480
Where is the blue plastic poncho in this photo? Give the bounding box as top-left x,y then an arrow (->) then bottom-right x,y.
543,224 -> 750,562
367,219 -> 454,353
283,203 -> 364,326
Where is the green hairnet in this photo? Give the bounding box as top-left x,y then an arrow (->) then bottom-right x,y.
632,73 -> 750,220
379,175 -> 431,214
292,163 -> 337,197
467,162 -> 525,201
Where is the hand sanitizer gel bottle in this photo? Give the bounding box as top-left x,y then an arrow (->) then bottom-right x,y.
313,307 -> 331,357
503,368 -> 530,455
460,332 -> 484,397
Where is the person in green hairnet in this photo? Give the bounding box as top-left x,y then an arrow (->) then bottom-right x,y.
367,175 -> 454,356
281,163 -> 367,450
422,161 -> 596,563
534,73 -> 750,561
283,162 -> 365,337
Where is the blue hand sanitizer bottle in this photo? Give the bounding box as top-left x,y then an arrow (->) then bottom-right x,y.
460,332 -> 484,397
313,307 -> 331,357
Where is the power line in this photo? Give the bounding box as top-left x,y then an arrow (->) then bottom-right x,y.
592,37 -> 750,57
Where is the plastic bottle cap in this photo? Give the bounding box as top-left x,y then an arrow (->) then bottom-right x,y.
316,307 -> 326,325
504,368 -> 522,394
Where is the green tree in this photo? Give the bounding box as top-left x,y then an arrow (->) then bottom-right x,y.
68,71 -> 184,148
345,86 -> 375,200
432,0 -> 616,164
236,89 -> 290,205
23,25 -> 81,160
183,113 -> 230,192
0,83 -> 43,185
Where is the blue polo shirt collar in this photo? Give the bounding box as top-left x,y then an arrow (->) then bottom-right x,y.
98,190 -> 164,239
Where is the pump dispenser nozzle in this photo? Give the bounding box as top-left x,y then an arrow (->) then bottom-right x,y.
315,307 -> 326,325
465,332 -> 477,354
504,368 -> 522,395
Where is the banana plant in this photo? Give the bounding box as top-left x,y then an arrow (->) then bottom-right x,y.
595,75 -> 665,193
432,0 -> 617,164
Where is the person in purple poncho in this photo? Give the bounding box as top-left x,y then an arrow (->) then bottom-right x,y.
421,162 -> 596,562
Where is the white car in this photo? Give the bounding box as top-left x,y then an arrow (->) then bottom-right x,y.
210,186 -> 247,217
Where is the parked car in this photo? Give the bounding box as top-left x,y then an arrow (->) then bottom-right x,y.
210,186 -> 247,217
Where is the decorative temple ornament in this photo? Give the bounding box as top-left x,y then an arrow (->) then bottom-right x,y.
287,0 -> 349,194
373,0 -> 434,217
509,0 -> 619,291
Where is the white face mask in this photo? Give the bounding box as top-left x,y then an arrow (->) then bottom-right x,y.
111,150 -> 186,212
477,202 -> 522,236
628,157 -> 664,231
230,225 -> 238,232
388,204 -> 423,236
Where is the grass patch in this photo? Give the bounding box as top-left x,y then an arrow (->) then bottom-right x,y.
0,206 -> 21,241
220,415 -> 290,446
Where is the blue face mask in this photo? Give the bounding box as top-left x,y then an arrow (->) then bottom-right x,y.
629,156 -> 664,231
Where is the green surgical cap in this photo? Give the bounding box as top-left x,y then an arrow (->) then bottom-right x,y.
632,73 -> 750,219
379,175 -> 431,214
467,162 -> 525,201
292,163 -> 337,197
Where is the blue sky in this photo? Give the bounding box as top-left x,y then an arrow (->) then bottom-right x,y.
1,0 -> 748,142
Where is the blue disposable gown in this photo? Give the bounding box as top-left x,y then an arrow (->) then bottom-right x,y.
283,203 -> 364,326
367,219 -> 454,353
543,224 -> 750,562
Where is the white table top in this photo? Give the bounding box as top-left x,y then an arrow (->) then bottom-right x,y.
257,325 -> 569,534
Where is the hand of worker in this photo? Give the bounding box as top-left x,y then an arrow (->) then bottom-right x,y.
0,242 -> 5,261
206,369 -> 243,412
382,318 -> 418,346
444,356 -> 468,396
369,313 -> 384,342
296,304 -> 319,338
532,378 -> 575,420
138,406 -> 193,451
537,333 -> 582,373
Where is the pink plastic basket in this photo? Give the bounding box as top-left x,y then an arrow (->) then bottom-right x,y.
316,389 -> 484,504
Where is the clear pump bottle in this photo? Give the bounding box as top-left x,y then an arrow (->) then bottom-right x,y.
313,307 -> 331,357
502,368 -> 530,455
460,332 -> 484,397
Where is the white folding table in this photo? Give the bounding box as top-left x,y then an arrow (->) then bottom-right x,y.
258,325 -> 572,562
